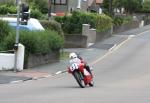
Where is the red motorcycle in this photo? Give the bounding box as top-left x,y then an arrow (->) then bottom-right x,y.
68,63 -> 94,88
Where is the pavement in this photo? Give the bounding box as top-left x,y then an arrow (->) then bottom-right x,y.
0,25 -> 150,84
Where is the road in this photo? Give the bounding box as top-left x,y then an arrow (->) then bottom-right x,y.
0,30 -> 150,103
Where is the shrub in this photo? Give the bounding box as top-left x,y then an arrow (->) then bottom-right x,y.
3,30 -> 64,54
142,1 -> 150,12
8,6 -> 17,14
40,20 -> 64,36
0,0 -> 14,6
55,11 -> 113,34
30,9 -> 43,19
0,20 -> 11,43
28,0 -> 48,14
0,5 -> 9,15
113,16 -> 133,26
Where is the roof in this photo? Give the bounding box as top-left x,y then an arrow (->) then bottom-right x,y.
96,0 -> 103,4
88,0 -> 103,6
88,0 -> 94,6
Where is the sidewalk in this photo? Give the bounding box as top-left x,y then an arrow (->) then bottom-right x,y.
0,25 -> 150,84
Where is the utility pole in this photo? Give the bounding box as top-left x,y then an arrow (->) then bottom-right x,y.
48,0 -> 51,21
14,0 -> 20,72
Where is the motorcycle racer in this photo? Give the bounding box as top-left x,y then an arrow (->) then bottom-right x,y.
68,52 -> 92,76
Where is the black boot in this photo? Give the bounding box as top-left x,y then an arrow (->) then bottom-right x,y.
85,65 -> 93,77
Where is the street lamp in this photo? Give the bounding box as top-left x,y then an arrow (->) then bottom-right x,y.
14,0 -> 21,72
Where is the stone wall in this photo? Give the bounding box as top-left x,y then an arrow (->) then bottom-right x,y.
64,34 -> 87,48
113,21 -> 140,34
96,29 -> 112,42
25,50 -> 60,68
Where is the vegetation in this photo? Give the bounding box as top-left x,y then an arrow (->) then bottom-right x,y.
40,20 -> 64,36
1,30 -> 64,54
0,20 -> 11,44
26,0 -> 48,14
113,16 -> 133,26
103,0 -> 143,14
141,1 -> 150,12
55,11 -> 113,34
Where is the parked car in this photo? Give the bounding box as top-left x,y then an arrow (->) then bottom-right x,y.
0,17 -> 45,31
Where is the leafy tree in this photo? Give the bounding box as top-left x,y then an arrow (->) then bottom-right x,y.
113,0 -> 143,14
27,0 -> 48,14
103,0 -> 143,14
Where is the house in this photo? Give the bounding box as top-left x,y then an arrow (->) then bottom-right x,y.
88,0 -> 103,12
51,0 -> 103,14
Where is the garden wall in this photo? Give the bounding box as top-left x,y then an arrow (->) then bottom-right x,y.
25,50 -> 60,68
64,34 -> 87,48
0,44 -> 24,71
113,21 -> 140,34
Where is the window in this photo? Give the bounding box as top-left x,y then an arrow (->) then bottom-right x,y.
52,0 -> 67,5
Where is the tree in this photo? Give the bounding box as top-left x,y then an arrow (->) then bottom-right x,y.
113,0 -> 143,14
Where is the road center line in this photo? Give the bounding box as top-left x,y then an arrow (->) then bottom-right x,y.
90,28 -> 150,66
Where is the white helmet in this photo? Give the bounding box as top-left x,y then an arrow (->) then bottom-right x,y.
69,52 -> 77,59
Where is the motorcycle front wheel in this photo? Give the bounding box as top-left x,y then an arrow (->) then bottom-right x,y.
73,71 -> 85,88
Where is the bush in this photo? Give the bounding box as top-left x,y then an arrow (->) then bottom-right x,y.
0,5 -> 9,15
142,1 -> 150,12
0,20 -> 11,43
0,5 -> 17,15
8,6 -> 17,14
113,16 -> 133,26
55,11 -> 113,34
2,30 -> 64,54
0,0 -> 14,6
30,9 -> 43,19
40,20 -> 64,36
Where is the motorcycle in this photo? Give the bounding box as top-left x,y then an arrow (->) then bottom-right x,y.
68,63 -> 94,88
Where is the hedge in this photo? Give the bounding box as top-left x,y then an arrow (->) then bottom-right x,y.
2,30 -> 64,54
0,20 -> 11,43
113,16 -> 133,26
0,5 -> 16,15
54,11 -> 113,34
40,20 -> 64,36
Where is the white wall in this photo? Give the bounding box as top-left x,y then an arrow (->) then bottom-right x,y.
0,53 -> 14,70
0,43 -> 25,71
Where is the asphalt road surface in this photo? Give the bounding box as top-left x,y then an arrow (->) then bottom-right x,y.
0,30 -> 150,103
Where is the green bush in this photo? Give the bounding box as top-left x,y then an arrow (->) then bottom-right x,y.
30,9 -> 43,19
8,6 -> 17,14
113,16 -> 133,26
40,20 -> 64,36
28,0 -> 48,14
0,5 -> 17,15
3,30 -> 64,54
142,1 -> 150,12
55,11 -> 113,34
0,0 -> 14,6
0,5 -> 9,15
0,20 -> 11,43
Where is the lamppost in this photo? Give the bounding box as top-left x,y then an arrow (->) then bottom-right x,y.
14,0 -> 20,72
